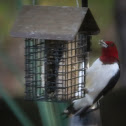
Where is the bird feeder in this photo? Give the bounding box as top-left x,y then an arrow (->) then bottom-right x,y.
10,5 -> 99,102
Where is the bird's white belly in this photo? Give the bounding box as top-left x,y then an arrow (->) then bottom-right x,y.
73,58 -> 119,110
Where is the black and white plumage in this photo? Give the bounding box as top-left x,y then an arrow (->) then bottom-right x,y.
63,40 -> 120,116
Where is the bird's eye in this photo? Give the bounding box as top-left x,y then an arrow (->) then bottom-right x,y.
111,43 -> 114,46
109,43 -> 114,47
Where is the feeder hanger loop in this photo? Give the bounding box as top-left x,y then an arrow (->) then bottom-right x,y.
76,0 -> 79,7
32,0 -> 35,5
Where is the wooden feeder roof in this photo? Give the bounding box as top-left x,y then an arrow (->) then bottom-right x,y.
10,5 -> 100,41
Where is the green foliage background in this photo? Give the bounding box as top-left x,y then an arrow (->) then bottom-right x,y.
0,0 -> 115,126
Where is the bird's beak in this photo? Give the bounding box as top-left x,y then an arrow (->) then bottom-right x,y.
99,40 -> 108,48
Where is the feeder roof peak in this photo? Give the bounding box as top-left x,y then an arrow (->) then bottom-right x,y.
10,5 -> 100,40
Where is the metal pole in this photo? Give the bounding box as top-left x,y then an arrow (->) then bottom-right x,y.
82,0 -> 88,7
81,0 -> 102,126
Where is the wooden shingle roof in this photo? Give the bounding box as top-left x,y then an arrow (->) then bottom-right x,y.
11,5 -> 100,40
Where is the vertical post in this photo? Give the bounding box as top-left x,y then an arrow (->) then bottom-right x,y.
82,0 -> 88,7
81,0 -> 102,126
81,0 -> 91,68
115,0 -> 126,88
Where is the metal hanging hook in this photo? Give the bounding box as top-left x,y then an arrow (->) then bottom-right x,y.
76,0 -> 80,7
32,0 -> 35,5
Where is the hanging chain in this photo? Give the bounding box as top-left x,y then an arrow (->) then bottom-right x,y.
76,0 -> 80,7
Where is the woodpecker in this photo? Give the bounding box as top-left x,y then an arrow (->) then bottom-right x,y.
63,40 -> 120,116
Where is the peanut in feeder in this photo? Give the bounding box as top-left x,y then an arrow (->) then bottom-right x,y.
10,5 -> 100,102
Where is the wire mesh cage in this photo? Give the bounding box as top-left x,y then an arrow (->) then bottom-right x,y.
25,33 -> 88,102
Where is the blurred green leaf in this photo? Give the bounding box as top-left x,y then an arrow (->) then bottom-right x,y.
0,82 -> 34,126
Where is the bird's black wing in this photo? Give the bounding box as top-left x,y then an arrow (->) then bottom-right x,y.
75,69 -> 120,117
93,69 -> 120,103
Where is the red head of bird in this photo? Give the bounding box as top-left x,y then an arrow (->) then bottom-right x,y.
99,40 -> 119,64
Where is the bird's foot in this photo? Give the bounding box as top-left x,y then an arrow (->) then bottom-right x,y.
75,88 -> 89,98
61,102 -> 79,118
81,87 -> 89,94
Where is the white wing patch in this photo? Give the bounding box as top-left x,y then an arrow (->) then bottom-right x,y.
74,58 -> 119,110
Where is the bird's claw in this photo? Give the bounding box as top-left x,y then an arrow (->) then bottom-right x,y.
61,112 -> 69,119
81,87 -> 89,94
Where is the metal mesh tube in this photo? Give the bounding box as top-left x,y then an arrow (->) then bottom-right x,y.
25,33 -> 87,102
